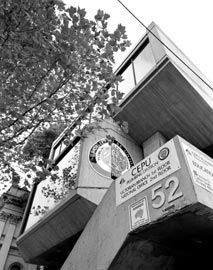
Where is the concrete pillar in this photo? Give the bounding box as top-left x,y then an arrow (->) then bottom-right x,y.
0,213 -> 6,237
0,212 -> 8,249
0,215 -> 18,269
143,132 -> 167,157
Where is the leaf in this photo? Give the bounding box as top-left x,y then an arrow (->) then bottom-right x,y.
121,121 -> 129,134
117,24 -> 126,35
68,6 -> 76,17
94,10 -> 104,21
78,8 -> 86,18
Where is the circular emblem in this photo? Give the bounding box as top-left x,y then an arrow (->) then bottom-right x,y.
158,147 -> 170,160
89,138 -> 134,179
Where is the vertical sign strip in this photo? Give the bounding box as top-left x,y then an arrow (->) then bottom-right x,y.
129,197 -> 150,231
182,142 -> 213,193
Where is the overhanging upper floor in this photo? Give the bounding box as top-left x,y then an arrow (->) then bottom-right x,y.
114,58 -> 213,150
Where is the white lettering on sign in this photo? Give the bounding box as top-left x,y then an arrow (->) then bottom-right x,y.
182,143 -> 213,193
129,197 -> 150,231
116,139 -> 181,205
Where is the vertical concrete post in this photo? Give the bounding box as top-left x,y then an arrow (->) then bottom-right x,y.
0,213 -> 6,238
0,215 -> 17,269
143,132 -> 167,157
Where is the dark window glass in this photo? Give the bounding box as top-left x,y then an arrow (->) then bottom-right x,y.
53,143 -> 61,160
52,141 -> 66,161
10,264 -> 21,270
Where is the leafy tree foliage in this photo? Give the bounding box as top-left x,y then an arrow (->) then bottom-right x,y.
22,125 -> 63,161
0,0 -> 130,195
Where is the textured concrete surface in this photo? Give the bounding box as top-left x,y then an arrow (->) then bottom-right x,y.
61,136 -> 213,270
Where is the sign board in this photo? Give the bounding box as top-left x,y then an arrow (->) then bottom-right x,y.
182,143 -> 213,193
88,138 -> 134,179
116,139 -> 181,205
129,197 -> 150,231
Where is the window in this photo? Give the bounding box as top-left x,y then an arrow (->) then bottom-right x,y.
52,140 -> 66,161
133,43 -> 155,84
9,263 -> 22,270
25,140 -> 81,231
117,63 -> 135,96
117,39 -> 155,99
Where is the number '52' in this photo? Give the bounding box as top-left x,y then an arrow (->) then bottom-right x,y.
151,176 -> 183,209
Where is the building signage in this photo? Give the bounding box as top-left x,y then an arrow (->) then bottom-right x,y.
129,197 -> 150,231
89,138 -> 134,179
116,139 -> 181,205
182,143 -> 213,193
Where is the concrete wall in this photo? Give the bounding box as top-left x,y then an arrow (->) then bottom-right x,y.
61,136 -> 203,270
77,118 -> 143,204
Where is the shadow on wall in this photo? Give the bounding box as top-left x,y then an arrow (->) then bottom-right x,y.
108,234 -> 211,270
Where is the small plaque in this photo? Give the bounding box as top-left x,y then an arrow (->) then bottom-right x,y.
182,142 -> 213,193
129,197 -> 150,231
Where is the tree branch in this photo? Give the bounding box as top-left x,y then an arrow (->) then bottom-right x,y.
2,76 -> 70,132
27,60 -> 57,100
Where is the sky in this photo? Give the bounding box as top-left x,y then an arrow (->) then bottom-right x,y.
64,0 -> 213,84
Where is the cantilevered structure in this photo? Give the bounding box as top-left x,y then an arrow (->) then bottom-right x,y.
17,22 -> 213,270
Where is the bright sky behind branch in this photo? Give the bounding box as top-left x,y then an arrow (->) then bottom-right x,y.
64,0 -> 213,84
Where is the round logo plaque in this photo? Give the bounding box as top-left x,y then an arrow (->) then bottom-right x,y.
89,138 -> 134,179
158,147 -> 170,160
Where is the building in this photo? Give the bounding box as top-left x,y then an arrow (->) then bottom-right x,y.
17,22 -> 213,269
0,175 -> 37,270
